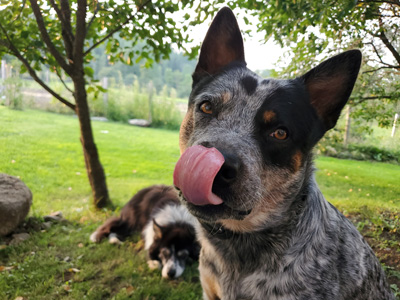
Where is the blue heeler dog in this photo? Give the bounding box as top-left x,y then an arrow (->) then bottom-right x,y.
173,7 -> 395,300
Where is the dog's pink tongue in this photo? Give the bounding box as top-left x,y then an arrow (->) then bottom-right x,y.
174,145 -> 224,206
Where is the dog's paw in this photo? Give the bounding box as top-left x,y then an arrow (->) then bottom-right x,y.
147,260 -> 161,270
89,231 -> 99,243
108,233 -> 122,245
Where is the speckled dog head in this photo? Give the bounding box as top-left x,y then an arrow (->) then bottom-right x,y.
178,7 -> 361,233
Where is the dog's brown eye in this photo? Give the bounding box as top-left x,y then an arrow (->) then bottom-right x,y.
200,101 -> 213,114
177,249 -> 189,259
270,128 -> 288,140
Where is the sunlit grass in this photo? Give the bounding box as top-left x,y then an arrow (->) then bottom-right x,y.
0,106 -> 180,220
315,156 -> 400,213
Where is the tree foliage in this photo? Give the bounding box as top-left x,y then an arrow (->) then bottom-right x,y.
232,0 -> 400,127
0,0 -> 205,105
89,42 -> 196,98
0,0 -> 223,208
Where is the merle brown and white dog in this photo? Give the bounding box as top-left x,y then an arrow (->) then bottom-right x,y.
173,7 -> 394,300
90,185 -> 200,279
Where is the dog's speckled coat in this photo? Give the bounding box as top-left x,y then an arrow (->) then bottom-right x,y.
176,7 -> 394,300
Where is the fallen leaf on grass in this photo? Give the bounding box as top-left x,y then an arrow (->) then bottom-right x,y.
63,285 -> 71,292
133,239 -> 144,252
69,268 -> 80,273
0,266 -> 15,272
80,216 -> 89,223
125,285 -> 135,295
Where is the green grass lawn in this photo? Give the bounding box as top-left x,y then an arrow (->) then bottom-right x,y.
316,156 -> 400,213
1,107 -> 399,299
0,106 -> 180,220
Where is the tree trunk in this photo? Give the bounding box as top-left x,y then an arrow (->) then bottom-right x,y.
73,75 -> 111,208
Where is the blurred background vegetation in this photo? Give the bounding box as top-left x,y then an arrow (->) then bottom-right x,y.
1,41 -> 398,164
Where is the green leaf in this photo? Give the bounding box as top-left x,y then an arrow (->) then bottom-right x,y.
84,66 -> 94,78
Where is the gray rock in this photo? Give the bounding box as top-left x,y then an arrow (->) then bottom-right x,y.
128,119 -> 151,127
9,232 -> 30,245
0,174 -> 32,236
41,221 -> 52,230
91,116 -> 108,122
43,211 -> 65,222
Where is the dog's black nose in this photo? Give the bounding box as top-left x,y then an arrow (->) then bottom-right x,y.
215,152 -> 241,185
199,143 -> 241,189
167,269 -> 176,278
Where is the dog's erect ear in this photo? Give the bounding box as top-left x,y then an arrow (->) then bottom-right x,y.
301,50 -> 362,131
153,219 -> 164,239
194,7 -> 245,81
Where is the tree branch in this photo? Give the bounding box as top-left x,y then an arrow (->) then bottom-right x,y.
366,41 -> 386,65
29,0 -> 73,75
363,66 -> 400,73
60,0 -> 73,37
10,0 -> 27,24
73,0 -> 88,70
86,1 -> 100,32
358,0 -> 400,5
365,41 -> 399,68
352,95 -> 394,104
83,0 -> 152,56
53,66 -> 74,94
48,0 -> 74,60
0,25 -> 75,110
378,16 -> 400,65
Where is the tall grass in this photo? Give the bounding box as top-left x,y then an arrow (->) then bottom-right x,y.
90,87 -> 183,130
17,78 -> 185,130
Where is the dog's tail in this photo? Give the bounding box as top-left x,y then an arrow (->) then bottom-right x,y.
90,217 -> 132,244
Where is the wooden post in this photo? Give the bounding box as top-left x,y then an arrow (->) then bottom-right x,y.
102,76 -> 108,108
0,60 -> 5,96
147,80 -> 154,123
1,60 -> 6,81
392,113 -> 399,138
344,105 -> 351,146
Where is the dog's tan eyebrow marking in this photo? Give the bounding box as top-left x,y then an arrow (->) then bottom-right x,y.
263,110 -> 276,123
221,92 -> 231,104
292,150 -> 303,172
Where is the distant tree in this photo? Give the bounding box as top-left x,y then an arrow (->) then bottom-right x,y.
233,0 -> 400,126
88,41 -> 197,98
0,0 -> 218,208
